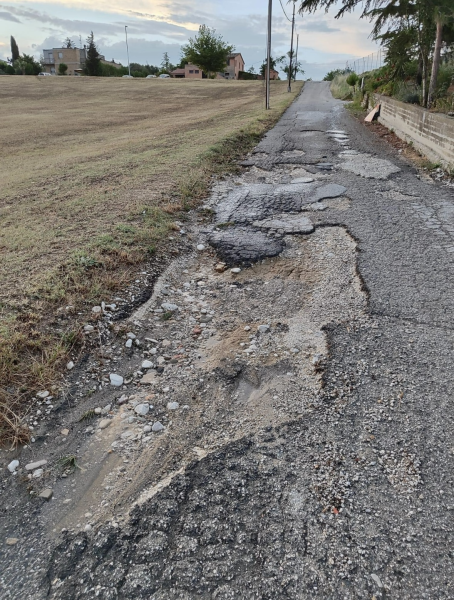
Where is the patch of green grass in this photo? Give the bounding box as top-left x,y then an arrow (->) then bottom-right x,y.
79,409 -> 96,421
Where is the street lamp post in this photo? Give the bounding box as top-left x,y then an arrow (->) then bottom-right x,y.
125,25 -> 131,77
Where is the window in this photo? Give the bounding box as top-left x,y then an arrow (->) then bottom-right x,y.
194,70 -> 199,73
189,70 -> 194,73
225,73 -> 229,77
58,52 -> 63,59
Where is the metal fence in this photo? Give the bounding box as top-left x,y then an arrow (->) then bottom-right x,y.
346,49 -> 387,75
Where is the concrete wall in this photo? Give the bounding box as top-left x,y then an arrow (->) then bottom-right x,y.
373,94 -> 454,169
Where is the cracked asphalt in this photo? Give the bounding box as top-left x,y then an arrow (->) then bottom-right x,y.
2,82 -> 454,599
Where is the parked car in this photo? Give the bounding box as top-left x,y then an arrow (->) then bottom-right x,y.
122,74 -> 133,78
146,74 -> 157,78
159,74 -> 170,78
38,72 -> 52,76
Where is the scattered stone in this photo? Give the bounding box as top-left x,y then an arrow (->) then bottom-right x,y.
61,429 -> 69,436
152,421 -> 165,432
134,403 -> 150,416
244,326 -> 251,331
143,425 -> 152,433
140,371 -> 157,385
7,460 -> 19,473
125,339 -> 133,348
101,404 -> 111,414
109,374 -> 124,387
161,303 -> 178,312
141,360 -> 153,369
127,332 -> 136,340
94,407 -> 102,414
371,574 -> 383,588
258,324 -> 270,333
25,460 -> 47,471
117,395 -> 128,405
196,244 -> 205,251
215,263 -> 227,272
36,391 -> 49,399
66,361 -> 75,370
6,538 -> 19,546
92,306 -> 102,314
167,402 -> 179,410
83,325 -> 94,333
38,488 -> 53,500
32,469 -> 44,478
231,268 -> 241,274
98,419 -> 111,430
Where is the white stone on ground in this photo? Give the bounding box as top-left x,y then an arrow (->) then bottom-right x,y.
110,374 -> 124,386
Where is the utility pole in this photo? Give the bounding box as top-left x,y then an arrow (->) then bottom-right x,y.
265,0 -> 272,109
294,33 -> 299,82
287,1 -> 296,92
125,25 -> 131,77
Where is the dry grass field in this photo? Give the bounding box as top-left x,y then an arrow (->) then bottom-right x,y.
0,76 -> 302,444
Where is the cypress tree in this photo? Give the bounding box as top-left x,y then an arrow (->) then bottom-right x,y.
84,32 -> 101,76
10,36 -> 19,63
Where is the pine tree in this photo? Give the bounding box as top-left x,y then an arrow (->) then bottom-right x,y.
182,25 -> 234,78
10,36 -> 19,63
84,32 -> 101,76
64,38 -> 75,49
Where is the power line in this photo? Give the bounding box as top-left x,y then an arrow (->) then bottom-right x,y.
278,0 -> 292,22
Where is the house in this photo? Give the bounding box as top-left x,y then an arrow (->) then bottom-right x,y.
170,64 -> 203,79
170,53 -> 245,80
223,53 -> 245,80
42,47 -> 86,75
257,68 -> 280,81
42,47 -> 122,75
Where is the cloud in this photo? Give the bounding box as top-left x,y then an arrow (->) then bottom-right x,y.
0,9 -> 21,22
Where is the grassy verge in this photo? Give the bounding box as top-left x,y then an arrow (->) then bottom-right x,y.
0,80 -> 303,447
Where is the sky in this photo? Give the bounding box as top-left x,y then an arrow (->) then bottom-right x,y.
0,0 -> 380,80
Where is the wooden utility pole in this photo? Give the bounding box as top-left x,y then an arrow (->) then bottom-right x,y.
287,1 -> 295,92
266,0 -> 272,109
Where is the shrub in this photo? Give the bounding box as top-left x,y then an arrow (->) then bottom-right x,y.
58,63 -> 68,75
346,73 -> 359,87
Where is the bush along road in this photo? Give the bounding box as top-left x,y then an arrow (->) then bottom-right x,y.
1,81 -> 454,599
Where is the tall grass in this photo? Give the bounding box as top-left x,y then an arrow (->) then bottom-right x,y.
330,74 -> 354,100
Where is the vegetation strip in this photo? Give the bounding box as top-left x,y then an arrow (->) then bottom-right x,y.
0,80 -> 303,447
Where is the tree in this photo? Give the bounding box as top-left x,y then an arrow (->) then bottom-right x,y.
84,32 -> 102,76
260,55 -> 285,77
247,65 -> 256,74
161,52 -> 174,73
323,68 -> 350,81
182,25 -> 234,77
10,36 -> 19,63
13,53 -> 41,75
58,62 -> 68,75
427,1 -> 454,107
298,0 -> 454,108
282,51 -> 305,80
64,38 -> 75,49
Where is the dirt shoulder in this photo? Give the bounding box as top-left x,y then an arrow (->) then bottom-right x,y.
0,78 -> 302,448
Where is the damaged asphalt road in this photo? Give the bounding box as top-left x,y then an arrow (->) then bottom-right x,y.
2,81 -> 454,599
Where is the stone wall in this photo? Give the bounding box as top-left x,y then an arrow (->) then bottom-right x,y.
372,94 -> 454,169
